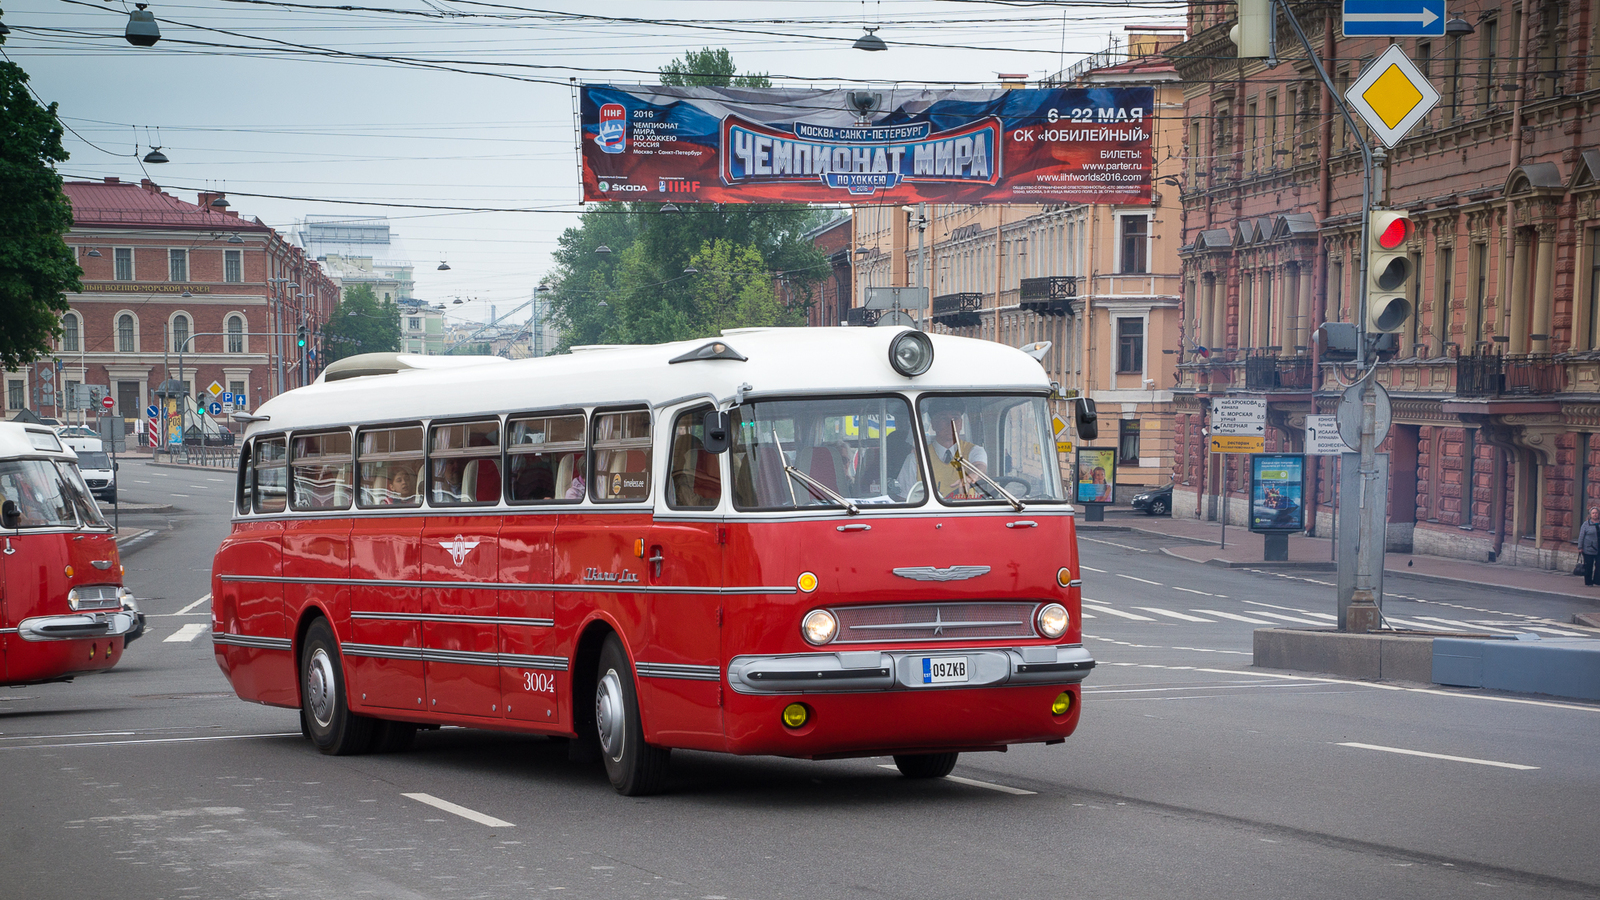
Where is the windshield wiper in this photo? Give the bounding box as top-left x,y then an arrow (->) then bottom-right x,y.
946,417 -> 1025,513
771,428 -> 859,515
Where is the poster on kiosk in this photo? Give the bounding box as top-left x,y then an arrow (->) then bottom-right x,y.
1075,448 -> 1116,504
1249,454 -> 1306,533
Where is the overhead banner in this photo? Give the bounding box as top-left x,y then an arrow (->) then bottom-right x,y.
579,84 -> 1153,205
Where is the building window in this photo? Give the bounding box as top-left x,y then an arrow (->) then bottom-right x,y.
114,247 -> 133,281
117,314 -> 136,353
1589,229 -> 1600,349
409,317 -> 421,331
1577,433 -> 1592,538
169,249 -> 188,283
172,313 -> 191,353
1461,428 -> 1476,528
224,249 -> 242,283
1118,420 -> 1141,466
62,312 -> 79,352
229,380 -> 245,404
1117,318 -> 1144,373
1119,215 -> 1149,274
6,380 -> 23,411
227,314 -> 245,353
1479,17 -> 1499,112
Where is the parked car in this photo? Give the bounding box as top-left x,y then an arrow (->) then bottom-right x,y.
1130,481 -> 1173,516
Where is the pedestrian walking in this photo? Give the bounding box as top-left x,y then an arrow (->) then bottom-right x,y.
1578,507 -> 1600,586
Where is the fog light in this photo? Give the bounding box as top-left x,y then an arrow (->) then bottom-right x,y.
1037,602 -> 1069,638
801,609 -> 838,645
782,703 -> 809,728
1051,691 -> 1073,716
1056,567 -> 1072,588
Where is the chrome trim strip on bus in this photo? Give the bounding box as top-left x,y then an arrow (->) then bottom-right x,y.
212,633 -> 293,651
726,644 -> 1095,695
351,611 -> 555,628
216,574 -> 796,596
634,662 -> 721,682
0,627 -> 18,635
16,611 -> 140,642
340,642 -> 569,671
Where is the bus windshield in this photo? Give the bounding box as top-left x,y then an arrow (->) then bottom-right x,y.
0,459 -> 107,528
731,395 -> 918,509
913,394 -> 1064,505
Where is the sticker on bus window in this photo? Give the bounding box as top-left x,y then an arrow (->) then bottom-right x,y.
610,472 -> 648,500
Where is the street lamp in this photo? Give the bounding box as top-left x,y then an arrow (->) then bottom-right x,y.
125,3 -> 160,46
853,26 -> 887,51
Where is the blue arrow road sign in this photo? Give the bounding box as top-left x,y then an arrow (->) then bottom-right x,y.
146,404 -> 158,418
208,402 -> 223,416
1344,0 -> 1445,35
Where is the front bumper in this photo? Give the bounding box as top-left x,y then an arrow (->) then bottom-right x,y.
727,644 -> 1095,695
17,610 -> 141,642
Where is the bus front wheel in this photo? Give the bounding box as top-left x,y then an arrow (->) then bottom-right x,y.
893,752 -> 959,779
594,635 -> 670,795
300,618 -> 374,756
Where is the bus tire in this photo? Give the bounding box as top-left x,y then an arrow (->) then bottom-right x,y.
594,635 -> 670,795
893,752 -> 959,779
368,719 -> 417,753
300,617 -> 373,756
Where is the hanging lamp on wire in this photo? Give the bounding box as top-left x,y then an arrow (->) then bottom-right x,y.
125,3 -> 160,46
853,26 -> 887,51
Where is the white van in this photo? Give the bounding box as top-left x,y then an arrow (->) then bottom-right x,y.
60,436 -> 116,503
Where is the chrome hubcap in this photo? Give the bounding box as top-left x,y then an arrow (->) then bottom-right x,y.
306,647 -> 336,728
595,668 -> 625,760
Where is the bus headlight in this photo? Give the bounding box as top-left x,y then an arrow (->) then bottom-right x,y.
888,331 -> 934,377
1036,602 -> 1069,638
801,609 -> 838,645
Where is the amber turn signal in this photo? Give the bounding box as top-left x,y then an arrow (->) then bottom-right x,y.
1051,691 -> 1073,716
782,703 -> 810,728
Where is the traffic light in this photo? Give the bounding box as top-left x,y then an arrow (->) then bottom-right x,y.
296,325 -> 307,348
1230,0 -> 1272,58
1366,210 -> 1415,333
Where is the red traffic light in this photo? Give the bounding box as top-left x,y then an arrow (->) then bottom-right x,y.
1375,214 -> 1411,250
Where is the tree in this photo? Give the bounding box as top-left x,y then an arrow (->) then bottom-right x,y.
0,33 -> 82,370
659,47 -> 770,88
322,283 -> 400,363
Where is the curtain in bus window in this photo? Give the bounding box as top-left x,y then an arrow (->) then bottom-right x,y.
507,413 -> 585,503
357,425 -> 423,507
292,431 -> 353,511
592,410 -> 651,501
730,396 -> 917,510
429,420 -> 501,505
253,437 -> 288,513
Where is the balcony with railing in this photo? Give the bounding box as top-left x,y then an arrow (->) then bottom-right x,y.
1455,353 -> 1566,398
1244,354 -> 1314,392
1018,276 -> 1078,316
931,292 -> 985,328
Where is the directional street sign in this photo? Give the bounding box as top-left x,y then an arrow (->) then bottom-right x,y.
1212,397 -> 1267,437
1211,435 -> 1266,454
1346,44 -> 1441,148
1306,414 -> 1353,456
208,401 -> 223,417
1343,0 -> 1445,36
146,404 -> 159,418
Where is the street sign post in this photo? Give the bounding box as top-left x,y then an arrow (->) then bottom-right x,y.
1342,0 -> 1445,36
1345,43 -> 1440,148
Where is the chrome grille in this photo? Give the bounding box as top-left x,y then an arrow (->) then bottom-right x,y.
832,602 -> 1038,643
70,585 -> 122,611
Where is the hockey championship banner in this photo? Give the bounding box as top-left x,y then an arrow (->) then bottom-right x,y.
579,84 -> 1153,205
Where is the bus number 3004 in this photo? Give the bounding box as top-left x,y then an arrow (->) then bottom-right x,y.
523,672 -> 556,694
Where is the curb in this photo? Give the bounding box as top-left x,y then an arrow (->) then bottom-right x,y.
115,528 -> 160,553
1156,547 -> 1338,572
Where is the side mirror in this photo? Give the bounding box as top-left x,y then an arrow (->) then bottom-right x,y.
702,409 -> 731,454
1074,398 -> 1099,442
1,499 -> 19,530
113,461 -> 120,471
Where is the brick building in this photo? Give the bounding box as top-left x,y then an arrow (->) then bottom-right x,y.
1168,0 -> 1600,570
776,213 -> 853,327
2,177 -> 337,434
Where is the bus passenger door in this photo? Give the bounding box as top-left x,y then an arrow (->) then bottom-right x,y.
642,520 -> 724,747
215,520 -> 288,704
348,514 -> 424,711
498,511 -> 558,726
421,515 -> 501,718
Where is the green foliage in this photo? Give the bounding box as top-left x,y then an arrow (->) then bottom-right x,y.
659,47 -> 770,88
0,49 -> 82,370
322,283 -> 400,363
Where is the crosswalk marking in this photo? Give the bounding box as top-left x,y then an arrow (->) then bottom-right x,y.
1248,610 -> 1327,626
1117,574 -> 1163,586
1193,609 -> 1277,625
1172,587 -> 1214,597
1082,604 -> 1157,621
163,623 -> 208,643
1135,607 -> 1214,623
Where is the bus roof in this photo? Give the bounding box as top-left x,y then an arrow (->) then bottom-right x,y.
253,328 -> 1052,436
0,422 -> 80,461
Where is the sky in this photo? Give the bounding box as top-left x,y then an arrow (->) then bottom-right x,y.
1,0 -> 1184,327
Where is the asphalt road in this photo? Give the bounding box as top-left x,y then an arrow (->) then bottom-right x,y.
3,458 -> 1597,900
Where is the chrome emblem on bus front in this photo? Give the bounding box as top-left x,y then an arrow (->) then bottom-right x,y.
891,566 -> 990,582
439,535 -> 482,566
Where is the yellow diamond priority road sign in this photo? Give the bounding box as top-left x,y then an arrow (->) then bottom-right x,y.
1345,43 -> 1439,148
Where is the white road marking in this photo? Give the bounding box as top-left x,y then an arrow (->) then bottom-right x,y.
877,765 -> 1035,795
133,480 -> 150,484
163,623 -> 208,643
1079,565 -> 1106,573
1191,667 -> 1600,713
1117,574 -> 1162,586
1523,626 -> 1585,637
1300,611 -> 1338,621
170,594 -> 211,617
1193,609 -> 1277,625
187,485 -> 208,489
1078,611 -> 1096,619
1135,607 -> 1214,623
1413,616 -> 1521,634
0,732 -> 301,750
170,493 -> 191,498
402,792 -> 515,827
1082,604 -> 1157,621
206,477 -> 227,482
1337,742 -> 1539,771
1172,586 -> 1213,596
1248,610 -> 1327,626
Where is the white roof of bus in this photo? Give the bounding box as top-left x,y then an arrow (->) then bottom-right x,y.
251,328 -> 1052,436
0,422 -> 80,461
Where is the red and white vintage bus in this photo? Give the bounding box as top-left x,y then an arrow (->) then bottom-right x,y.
212,327 -> 1094,794
0,422 -> 141,686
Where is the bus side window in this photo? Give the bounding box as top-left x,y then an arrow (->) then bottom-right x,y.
253,436 -> 287,514
356,424 -> 423,508
507,412 -> 585,503
236,439 -> 252,514
429,419 -> 501,506
291,430 -> 354,511
667,406 -> 721,509
592,410 -> 651,502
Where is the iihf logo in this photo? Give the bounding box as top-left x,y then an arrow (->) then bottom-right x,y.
596,103 -> 627,154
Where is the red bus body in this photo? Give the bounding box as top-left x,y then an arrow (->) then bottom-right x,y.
213,330 -> 1093,783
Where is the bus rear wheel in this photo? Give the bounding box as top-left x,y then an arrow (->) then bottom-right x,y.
893,752 -> 959,779
594,634 -> 670,796
300,618 -> 374,756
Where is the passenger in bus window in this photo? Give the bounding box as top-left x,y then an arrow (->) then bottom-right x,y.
510,456 -> 556,501
387,463 -> 418,504
563,452 -> 586,500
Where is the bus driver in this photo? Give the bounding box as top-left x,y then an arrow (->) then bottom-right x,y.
896,400 -> 987,501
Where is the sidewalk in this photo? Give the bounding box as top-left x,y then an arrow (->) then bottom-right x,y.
1081,508 -> 1600,605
